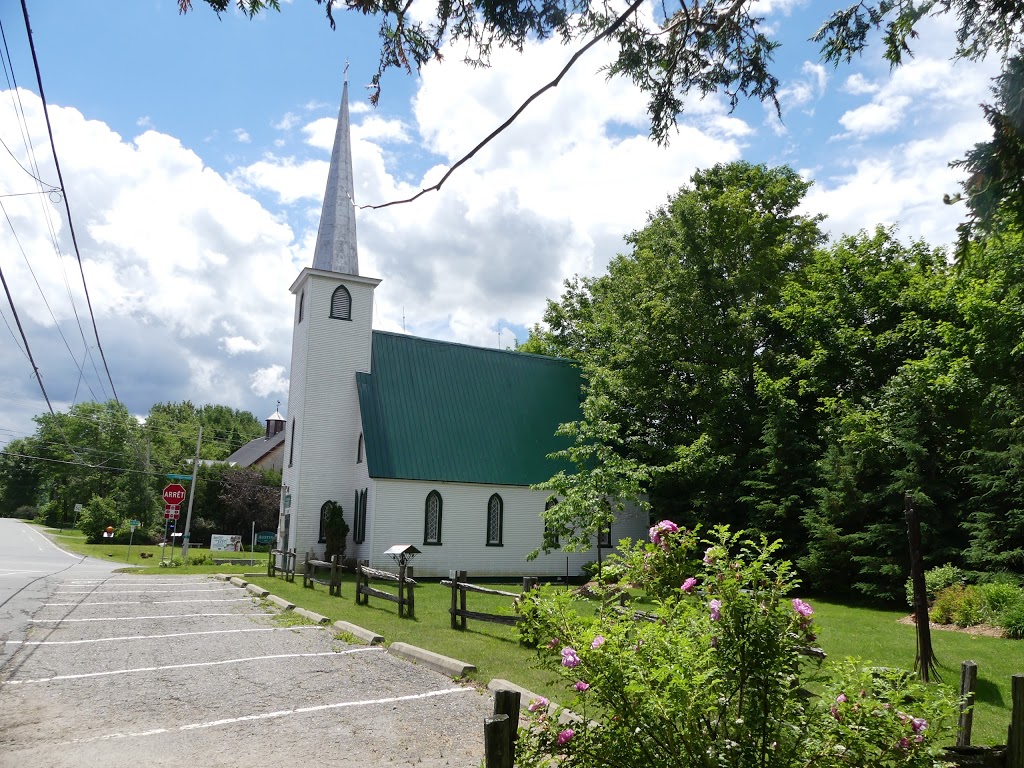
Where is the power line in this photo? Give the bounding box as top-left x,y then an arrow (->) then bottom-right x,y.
19,0 -> 119,404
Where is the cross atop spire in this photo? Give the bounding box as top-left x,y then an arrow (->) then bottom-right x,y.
311,77 -> 358,275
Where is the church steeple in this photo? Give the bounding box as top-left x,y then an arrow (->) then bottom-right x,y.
311,76 -> 358,275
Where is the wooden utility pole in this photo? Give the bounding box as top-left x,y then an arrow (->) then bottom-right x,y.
180,426 -> 202,561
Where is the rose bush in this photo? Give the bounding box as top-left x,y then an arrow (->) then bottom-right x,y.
514,525 -> 958,768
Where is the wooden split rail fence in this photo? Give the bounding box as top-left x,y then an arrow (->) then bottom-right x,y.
442,572 -> 538,630
942,665 -> 1023,768
354,560 -> 416,618
302,553 -> 342,596
267,548 -> 297,582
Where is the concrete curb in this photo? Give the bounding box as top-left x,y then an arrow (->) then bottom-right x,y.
266,594 -> 294,611
488,679 -> 542,708
332,620 -> 384,646
294,607 -> 330,624
229,577 -> 248,588
213,574 -> 231,581
488,679 -> 582,724
388,642 -> 476,677
246,583 -> 270,598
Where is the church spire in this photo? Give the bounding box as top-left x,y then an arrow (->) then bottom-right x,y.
311,73 -> 358,275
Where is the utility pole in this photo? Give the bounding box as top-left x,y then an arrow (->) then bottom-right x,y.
180,426 -> 202,561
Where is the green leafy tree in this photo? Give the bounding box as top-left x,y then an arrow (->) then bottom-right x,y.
536,162 -> 823,550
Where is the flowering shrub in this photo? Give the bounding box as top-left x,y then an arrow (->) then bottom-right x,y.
514,526 -> 957,768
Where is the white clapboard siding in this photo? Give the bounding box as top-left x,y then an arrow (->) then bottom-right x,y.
368,478 -> 649,578
280,269 -> 380,558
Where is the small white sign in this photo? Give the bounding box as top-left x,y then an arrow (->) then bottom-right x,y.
74,503 -> 83,513
210,534 -> 243,552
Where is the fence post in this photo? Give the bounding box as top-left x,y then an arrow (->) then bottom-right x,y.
398,563 -> 406,618
493,689 -> 521,763
1009,673 -> 1024,768
330,554 -> 340,596
459,570 -> 468,630
355,561 -> 364,605
406,566 -> 415,619
521,577 -> 538,592
484,714 -> 512,768
287,549 -> 296,583
450,570 -> 459,629
956,660 -> 978,747
303,552 -> 312,589
267,550 -> 274,577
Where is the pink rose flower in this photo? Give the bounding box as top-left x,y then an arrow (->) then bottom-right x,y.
792,598 -> 814,618
561,647 -> 580,668
836,693 -> 848,703
590,635 -> 605,649
703,547 -> 716,565
557,728 -> 575,746
546,637 -> 560,649
527,696 -> 549,712
709,598 -> 722,621
680,577 -> 697,593
911,717 -> 928,734
574,681 -> 590,692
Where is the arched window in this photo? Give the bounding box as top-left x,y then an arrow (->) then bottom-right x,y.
356,433 -> 364,464
319,501 -> 330,544
288,419 -> 297,467
486,494 -> 503,546
297,290 -> 305,323
423,490 -> 442,545
544,498 -> 559,548
330,285 -> 352,320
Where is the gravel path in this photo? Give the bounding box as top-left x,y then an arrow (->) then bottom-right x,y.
0,575 -> 491,767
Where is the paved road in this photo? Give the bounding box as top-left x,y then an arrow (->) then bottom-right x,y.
0,519 -> 122,664
0,522 -> 491,767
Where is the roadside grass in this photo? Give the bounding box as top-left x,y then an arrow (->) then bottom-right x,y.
814,599 -> 1018,746
32,524 -> 267,575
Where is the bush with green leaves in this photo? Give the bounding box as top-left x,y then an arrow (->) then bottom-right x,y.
904,563 -> 966,607
997,601 -> 1024,639
930,585 -> 986,627
978,581 -> 1024,620
514,525 -> 958,768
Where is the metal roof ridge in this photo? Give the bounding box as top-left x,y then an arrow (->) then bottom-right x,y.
370,329 -> 580,365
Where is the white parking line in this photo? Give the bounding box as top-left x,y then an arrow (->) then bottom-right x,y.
4,648 -> 381,685
5,626 -> 323,646
55,593 -> 235,598
29,613 -> 273,623
66,687 -> 473,744
42,598 -> 254,606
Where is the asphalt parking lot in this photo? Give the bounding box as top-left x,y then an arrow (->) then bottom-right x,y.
0,575 -> 491,767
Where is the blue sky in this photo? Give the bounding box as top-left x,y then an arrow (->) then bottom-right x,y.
0,0 -> 1000,447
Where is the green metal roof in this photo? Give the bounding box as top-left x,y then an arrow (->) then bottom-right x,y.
357,331 -> 582,485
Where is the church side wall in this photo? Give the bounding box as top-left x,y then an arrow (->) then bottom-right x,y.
369,479 -> 649,578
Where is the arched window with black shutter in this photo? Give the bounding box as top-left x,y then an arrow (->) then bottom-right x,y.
330,285 -> 352,320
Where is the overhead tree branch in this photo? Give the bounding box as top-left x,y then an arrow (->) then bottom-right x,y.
359,0 -> 646,210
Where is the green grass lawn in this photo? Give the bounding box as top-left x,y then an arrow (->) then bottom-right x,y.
29,523 -> 1021,744
34,525 -> 268,575
813,599 -> 1020,746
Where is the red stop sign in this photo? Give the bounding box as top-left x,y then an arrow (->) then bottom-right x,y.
162,483 -> 187,506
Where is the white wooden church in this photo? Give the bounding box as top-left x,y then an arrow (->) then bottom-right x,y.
276,80 -> 647,577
